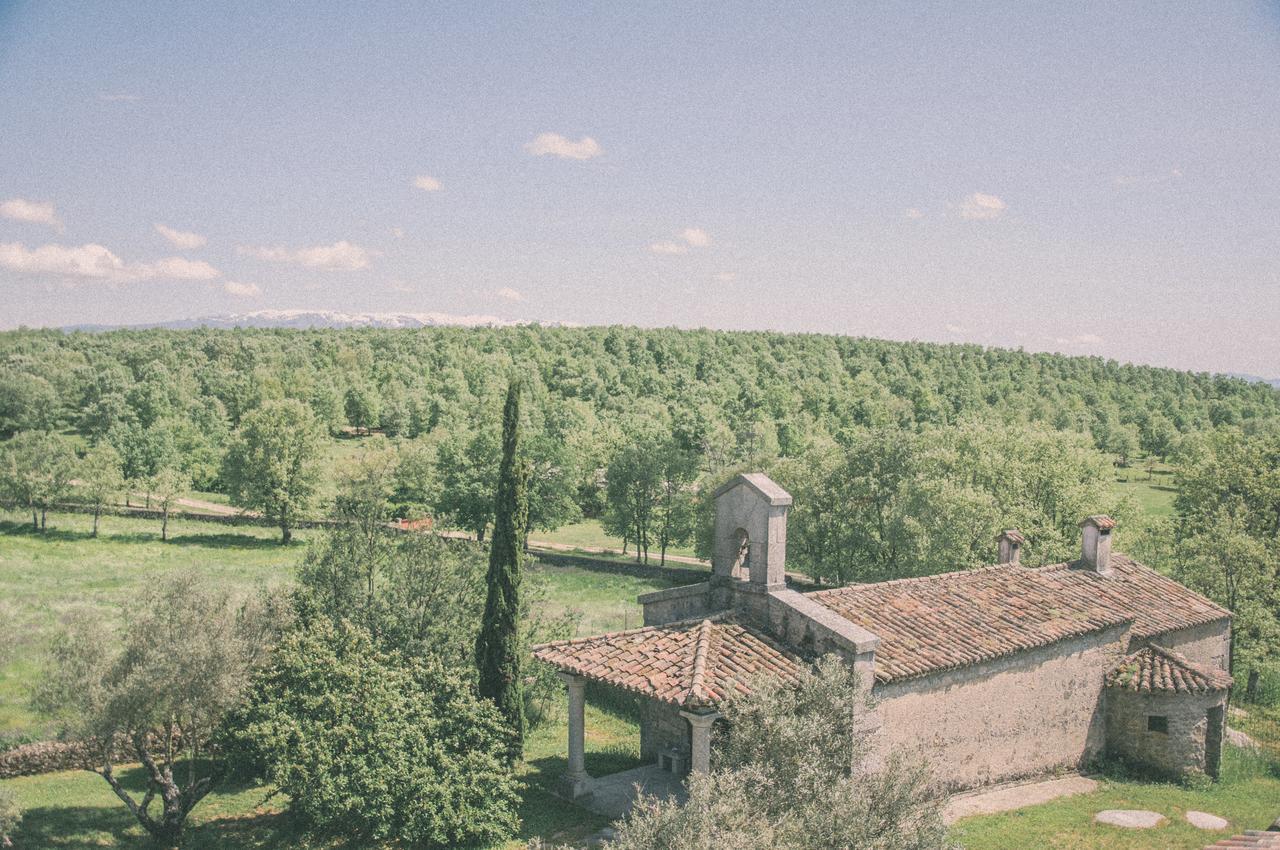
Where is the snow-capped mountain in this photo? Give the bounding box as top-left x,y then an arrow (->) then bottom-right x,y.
62,309 -> 560,332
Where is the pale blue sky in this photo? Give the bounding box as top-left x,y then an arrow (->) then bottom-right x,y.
1,1 -> 1278,374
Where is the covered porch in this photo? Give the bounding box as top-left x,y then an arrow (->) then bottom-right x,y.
532,615 -> 806,808
555,670 -> 718,803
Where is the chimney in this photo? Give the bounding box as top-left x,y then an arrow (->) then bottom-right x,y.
1080,515 -> 1116,575
996,529 -> 1025,565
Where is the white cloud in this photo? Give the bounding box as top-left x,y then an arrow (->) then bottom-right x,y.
391,227 -> 406,239
650,241 -> 689,255
223,281 -> 261,297
713,272 -> 737,283
154,223 -> 207,249
497,287 -> 525,302
1,198 -> 62,230
945,323 -> 967,334
1054,333 -> 1104,346
904,207 -> 924,220
524,133 -> 603,160
0,241 -> 219,281
238,240 -> 370,270
959,192 -> 1006,220
412,174 -> 442,192
680,228 -> 711,247
1114,168 -> 1183,187
99,92 -> 140,102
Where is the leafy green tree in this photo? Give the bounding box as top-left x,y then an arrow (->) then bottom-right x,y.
777,423 -> 1126,583
476,380 -> 528,757
34,573 -> 287,846
107,420 -> 178,507
222,399 -> 322,542
0,367 -> 59,437
224,620 -> 520,848
343,383 -> 380,434
603,656 -> 949,850
79,443 -> 125,537
150,466 -> 192,541
435,424 -> 500,541
605,434 -> 665,563
0,430 -> 76,530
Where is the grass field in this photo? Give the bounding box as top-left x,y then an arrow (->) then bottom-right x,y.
1109,458 -> 1178,518
0,509 -> 673,740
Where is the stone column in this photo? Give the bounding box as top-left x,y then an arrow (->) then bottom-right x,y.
680,710 -> 721,774
559,672 -> 592,797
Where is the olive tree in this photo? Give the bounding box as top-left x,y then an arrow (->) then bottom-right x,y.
33,573 -> 288,846
221,399 -> 322,542
604,656 -> 952,850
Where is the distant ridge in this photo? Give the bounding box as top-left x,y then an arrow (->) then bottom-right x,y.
1226,372 -> 1280,389
62,309 -> 574,332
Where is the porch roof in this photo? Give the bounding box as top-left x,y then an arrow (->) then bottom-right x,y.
532,614 -> 804,709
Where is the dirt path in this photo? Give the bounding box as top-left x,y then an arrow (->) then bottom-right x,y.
943,774 -> 1099,824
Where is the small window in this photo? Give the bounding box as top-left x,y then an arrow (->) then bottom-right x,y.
1147,715 -> 1168,734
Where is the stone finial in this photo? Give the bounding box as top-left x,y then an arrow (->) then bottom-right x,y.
996,529 -> 1025,565
1080,515 -> 1116,575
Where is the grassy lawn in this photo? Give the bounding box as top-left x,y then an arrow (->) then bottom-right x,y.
1109,458 -> 1178,518
534,519 -> 699,561
0,509 -> 672,739
953,705 -> 1280,849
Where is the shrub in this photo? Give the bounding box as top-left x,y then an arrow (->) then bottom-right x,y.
607,656 -> 953,850
0,785 -> 21,847
224,620 -> 521,848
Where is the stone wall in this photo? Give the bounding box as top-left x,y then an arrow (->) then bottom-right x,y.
1136,619 -> 1231,671
639,582 -> 711,626
1105,688 -> 1225,778
639,700 -> 689,763
872,624 -> 1128,792
0,739 -> 102,778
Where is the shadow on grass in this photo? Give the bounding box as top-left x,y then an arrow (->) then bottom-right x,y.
0,520 -> 296,550
12,804 -> 148,850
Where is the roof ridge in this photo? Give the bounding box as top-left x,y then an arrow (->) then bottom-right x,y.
685,619 -> 714,707
808,563 -> 1017,597
530,610 -> 733,652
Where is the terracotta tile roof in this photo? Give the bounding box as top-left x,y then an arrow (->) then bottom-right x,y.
1202,832 -> 1280,849
1106,644 -> 1233,694
532,614 -> 804,709
809,554 -> 1229,684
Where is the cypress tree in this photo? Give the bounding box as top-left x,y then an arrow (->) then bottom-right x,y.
475,379 -> 528,758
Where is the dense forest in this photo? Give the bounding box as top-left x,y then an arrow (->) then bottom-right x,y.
2,322 -> 1278,553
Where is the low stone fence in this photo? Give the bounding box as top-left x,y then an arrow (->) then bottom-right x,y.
0,739 -> 102,778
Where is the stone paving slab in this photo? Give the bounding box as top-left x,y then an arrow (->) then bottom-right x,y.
1186,811 -> 1230,830
943,774 -> 1098,823
1094,809 -> 1168,829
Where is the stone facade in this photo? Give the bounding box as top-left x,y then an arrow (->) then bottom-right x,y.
874,625 -> 1127,791
1105,688 -> 1227,778
1139,620 -> 1231,671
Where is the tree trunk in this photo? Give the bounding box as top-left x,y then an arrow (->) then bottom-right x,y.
93,506 -> 101,538
31,508 -> 38,530
40,508 -> 47,530
280,520 -> 292,544
161,507 -> 169,541
476,525 -> 486,544
1246,668 -> 1260,702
